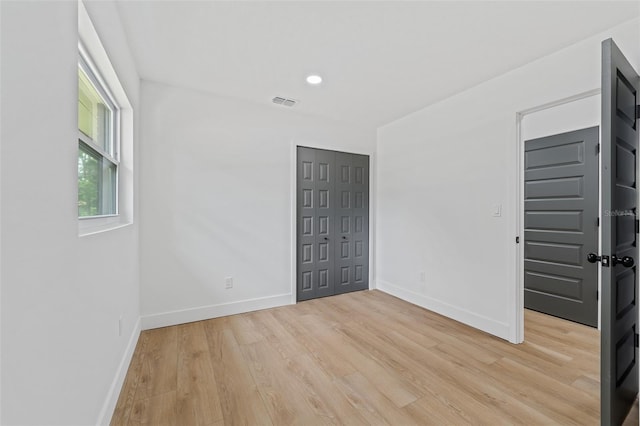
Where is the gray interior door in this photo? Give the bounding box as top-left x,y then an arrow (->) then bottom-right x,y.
524,127 -> 599,327
333,152 -> 370,295
600,38 -> 639,426
297,147 -> 335,300
297,147 -> 369,301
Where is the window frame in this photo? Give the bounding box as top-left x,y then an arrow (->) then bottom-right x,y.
78,45 -> 121,219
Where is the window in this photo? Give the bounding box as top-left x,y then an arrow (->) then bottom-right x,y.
77,54 -> 119,217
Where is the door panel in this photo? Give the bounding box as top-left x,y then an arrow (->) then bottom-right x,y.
601,38 -> 639,426
297,147 -> 335,301
524,127 -> 599,327
297,147 -> 369,301
334,152 -> 369,295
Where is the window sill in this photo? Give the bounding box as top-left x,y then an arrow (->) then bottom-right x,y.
78,215 -> 132,237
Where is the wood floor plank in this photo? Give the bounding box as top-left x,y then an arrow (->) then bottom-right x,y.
111,333 -> 148,426
403,394 -> 474,426
487,357 -> 599,425
334,371 -> 420,425
573,374 -> 600,398
176,322 -> 223,425
112,290 -> 614,425
244,310 -> 307,360
285,353 -> 370,425
134,327 -> 178,401
208,328 -> 272,425
297,314 -> 422,408
337,319 -> 529,425
228,313 -> 265,346
270,311 -> 357,379
128,391 -> 177,426
239,341 -> 326,425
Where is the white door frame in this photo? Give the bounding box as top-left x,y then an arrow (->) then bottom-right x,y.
513,88 -> 601,343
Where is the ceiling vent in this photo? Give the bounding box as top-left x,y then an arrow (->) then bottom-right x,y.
272,96 -> 298,107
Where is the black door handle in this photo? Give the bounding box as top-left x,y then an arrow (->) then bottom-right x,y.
587,253 -> 610,267
612,255 -> 635,268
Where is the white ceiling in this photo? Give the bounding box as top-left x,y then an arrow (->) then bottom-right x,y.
115,1 -> 640,128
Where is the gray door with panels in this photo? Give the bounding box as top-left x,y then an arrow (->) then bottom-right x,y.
599,38 -> 639,426
524,127 -> 599,327
333,152 -> 370,295
297,147 -> 369,301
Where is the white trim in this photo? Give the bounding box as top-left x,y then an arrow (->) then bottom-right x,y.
78,1 -> 131,111
79,221 -> 132,238
290,140 -> 297,305
96,317 -> 141,426
518,89 -> 601,117
369,152 -> 377,290
377,280 -> 511,341
513,89 -> 602,343
141,294 -> 293,330
78,0 -> 133,233
511,110 -> 525,343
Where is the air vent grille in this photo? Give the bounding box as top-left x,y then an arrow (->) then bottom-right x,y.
272,96 -> 298,107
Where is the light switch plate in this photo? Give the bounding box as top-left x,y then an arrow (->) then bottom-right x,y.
492,204 -> 502,217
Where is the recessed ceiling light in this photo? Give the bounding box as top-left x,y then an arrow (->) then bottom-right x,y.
306,75 -> 323,85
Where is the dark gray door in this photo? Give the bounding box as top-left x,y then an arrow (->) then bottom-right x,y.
333,152 -> 369,295
524,127 -> 599,327
297,147 -> 335,300
600,38 -> 639,426
297,147 -> 369,301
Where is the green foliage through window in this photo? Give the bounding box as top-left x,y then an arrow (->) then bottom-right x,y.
77,60 -> 118,217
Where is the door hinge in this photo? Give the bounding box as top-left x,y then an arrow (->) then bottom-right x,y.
597,217 -> 600,227
635,333 -> 639,348
636,105 -> 640,120
596,143 -> 600,155
516,236 -> 520,244
636,219 -> 639,234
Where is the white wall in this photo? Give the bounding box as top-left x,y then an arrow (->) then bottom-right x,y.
139,81 -> 375,328
0,1 -> 140,425
376,18 -> 640,342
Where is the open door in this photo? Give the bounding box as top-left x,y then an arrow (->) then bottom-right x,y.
600,38 -> 640,426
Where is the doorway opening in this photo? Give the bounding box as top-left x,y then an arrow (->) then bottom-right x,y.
515,38 -> 640,422
523,126 -> 600,327
516,92 -> 604,421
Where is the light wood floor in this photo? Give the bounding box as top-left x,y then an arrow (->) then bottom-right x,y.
112,289 -> 623,425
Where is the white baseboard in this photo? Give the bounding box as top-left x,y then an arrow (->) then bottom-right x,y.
140,293 -> 293,330
377,280 -> 511,341
97,316 -> 142,426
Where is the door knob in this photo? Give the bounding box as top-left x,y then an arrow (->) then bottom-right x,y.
342,236 -> 347,240
587,253 -> 610,267
612,255 -> 635,268
324,237 -> 329,241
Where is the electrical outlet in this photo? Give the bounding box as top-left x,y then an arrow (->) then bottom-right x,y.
419,271 -> 426,283
118,315 -> 123,337
225,277 -> 233,289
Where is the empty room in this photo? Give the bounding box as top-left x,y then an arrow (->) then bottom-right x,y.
2,1 -> 640,425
